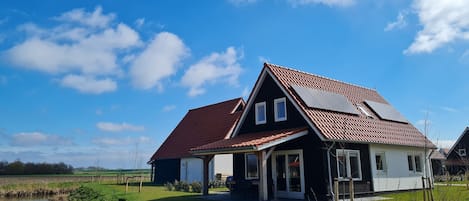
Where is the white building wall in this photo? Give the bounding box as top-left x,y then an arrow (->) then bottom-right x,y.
369,144 -> 432,192
180,155 -> 232,183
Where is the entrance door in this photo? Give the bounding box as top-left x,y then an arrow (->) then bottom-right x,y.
272,150 -> 305,199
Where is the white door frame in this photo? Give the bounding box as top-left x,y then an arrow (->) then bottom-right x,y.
271,149 -> 305,199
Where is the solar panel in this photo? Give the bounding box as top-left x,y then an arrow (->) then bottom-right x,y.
291,85 -> 359,115
364,100 -> 408,123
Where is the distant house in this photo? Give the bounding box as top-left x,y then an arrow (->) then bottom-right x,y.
191,63 -> 436,200
430,149 -> 446,176
148,98 -> 244,184
446,127 -> 469,175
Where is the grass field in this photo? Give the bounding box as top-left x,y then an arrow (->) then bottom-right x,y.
385,186 -> 469,201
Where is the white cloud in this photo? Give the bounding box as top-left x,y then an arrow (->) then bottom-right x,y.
92,136 -> 150,146
384,11 -> 407,31
459,49 -> 469,64
96,122 -> 145,132
10,132 -> 72,146
162,105 -> 176,112
258,56 -> 270,63
242,86 -> 250,98
441,106 -> 458,113
416,119 -> 431,126
2,7 -> 140,94
405,0 -> 469,54
181,47 -> 243,97
55,6 -> 115,28
432,139 -> 456,149
60,74 -> 117,94
288,0 -> 354,7
135,18 -> 145,28
130,32 -> 189,90
228,0 -> 259,6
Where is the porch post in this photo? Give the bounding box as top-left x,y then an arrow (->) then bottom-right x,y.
203,155 -> 214,195
258,150 -> 268,201
150,163 -> 154,182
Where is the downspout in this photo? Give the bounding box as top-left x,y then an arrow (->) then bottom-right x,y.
326,141 -> 336,201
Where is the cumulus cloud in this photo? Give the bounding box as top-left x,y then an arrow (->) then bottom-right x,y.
130,32 -> 189,90
60,74 -> 117,94
405,0 -> 469,54
96,122 -> 145,132
288,0 -> 354,7
433,139 -> 456,149
92,136 -> 150,146
10,132 -> 72,146
181,47 -> 243,97
384,11 -> 407,31
2,7 -> 140,94
162,105 -> 176,112
54,6 -> 115,28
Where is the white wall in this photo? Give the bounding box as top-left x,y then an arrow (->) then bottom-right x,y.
180,155 -> 232,183
369,144 -> 432,192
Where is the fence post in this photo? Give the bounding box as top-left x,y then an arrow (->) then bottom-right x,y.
349,177 -> 354,201
126,177 -> 129,193
139,176 -> 143,193
334,178 -> 339,201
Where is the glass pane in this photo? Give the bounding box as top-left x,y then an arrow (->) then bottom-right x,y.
276,155 -> 286,191
246,154 -> 258,178
407,155 -> 414,171
288,154 -> 301,192
337,152 -> 346,178
415,155 -> 422,172
257,105 -> 265,122
276,101 -> 286,119
375,154 -> 383,170
349,152 -> 360,179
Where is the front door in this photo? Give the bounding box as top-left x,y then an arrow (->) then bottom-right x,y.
272,150 -> 305,199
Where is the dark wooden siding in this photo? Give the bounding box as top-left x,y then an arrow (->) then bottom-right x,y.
238,74 -> 307,134
153,158 -> 180,184
447,129 -> 469,174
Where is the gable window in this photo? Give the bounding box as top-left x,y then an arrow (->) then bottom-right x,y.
274,97 -> 287,122
459,148 -> 467,156
336,149 -> 362,180
245,153 -> 259,179
255,102 -> 266,125
375,152 -> 386,172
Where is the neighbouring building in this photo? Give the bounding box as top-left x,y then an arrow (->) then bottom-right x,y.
445,127 -> 469,175
430,149 -> 446,176
148,98 -> 244,184
191,63 -> 436,200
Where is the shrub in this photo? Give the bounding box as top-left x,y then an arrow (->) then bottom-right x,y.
68,186 -> 105,201
191,182 -> 202,193
173,180 -> 181,191
181,181 -> 190,192
164,182 -> 174,191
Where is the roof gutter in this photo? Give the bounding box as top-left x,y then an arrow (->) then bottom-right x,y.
190,145 -> 257,156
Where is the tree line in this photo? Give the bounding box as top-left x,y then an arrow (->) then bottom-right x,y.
0,160 -> 73,175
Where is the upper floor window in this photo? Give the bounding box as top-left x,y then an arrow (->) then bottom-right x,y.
255,102 -> 266,125
274,97 -> 287,122
459,148 -> 467,156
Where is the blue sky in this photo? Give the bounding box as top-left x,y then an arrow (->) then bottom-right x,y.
0,0 -> 468,169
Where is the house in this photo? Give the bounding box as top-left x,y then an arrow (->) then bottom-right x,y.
445,127 -> 469,175
148,98 -> 245,184
430,149 -> 446,176
191,63 -> 436,200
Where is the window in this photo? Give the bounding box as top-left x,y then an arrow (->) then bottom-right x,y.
407,154 -> 423,173
375,153 -> 386,172
245,153 -> 259,179
255,102 -> 266,125
274,97 -> 287,122
336,149 -> 362,180
459,148 -> 467,156
407,155 -> 414,171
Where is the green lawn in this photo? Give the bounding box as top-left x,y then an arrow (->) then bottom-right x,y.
384,186 -> 469,201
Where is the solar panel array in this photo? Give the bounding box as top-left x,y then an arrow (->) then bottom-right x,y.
291,85 -> 359,115
364,100 -> 408,123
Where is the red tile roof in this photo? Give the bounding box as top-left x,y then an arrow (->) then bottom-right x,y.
191,127 -> 308,154
149,98 -> 244,162
265,63 -> 435,148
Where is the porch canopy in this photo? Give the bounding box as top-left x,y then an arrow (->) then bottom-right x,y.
190,127 -> 308,200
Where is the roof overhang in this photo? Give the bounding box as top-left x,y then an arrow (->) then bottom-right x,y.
191,129 -> 308,156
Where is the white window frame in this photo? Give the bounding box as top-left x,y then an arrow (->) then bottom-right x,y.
336,149 -> 362,181
255,102 -> 266,125
375,152 -> 386,173
245,153 -> 259,180
274,97 -> 287,122
407,153 -> 423,174
357,104 -> 373,118
459,148 -> 467,156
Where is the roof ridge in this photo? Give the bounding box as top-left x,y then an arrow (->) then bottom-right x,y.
189,97 -> 243,111
265,62 -> 377,91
